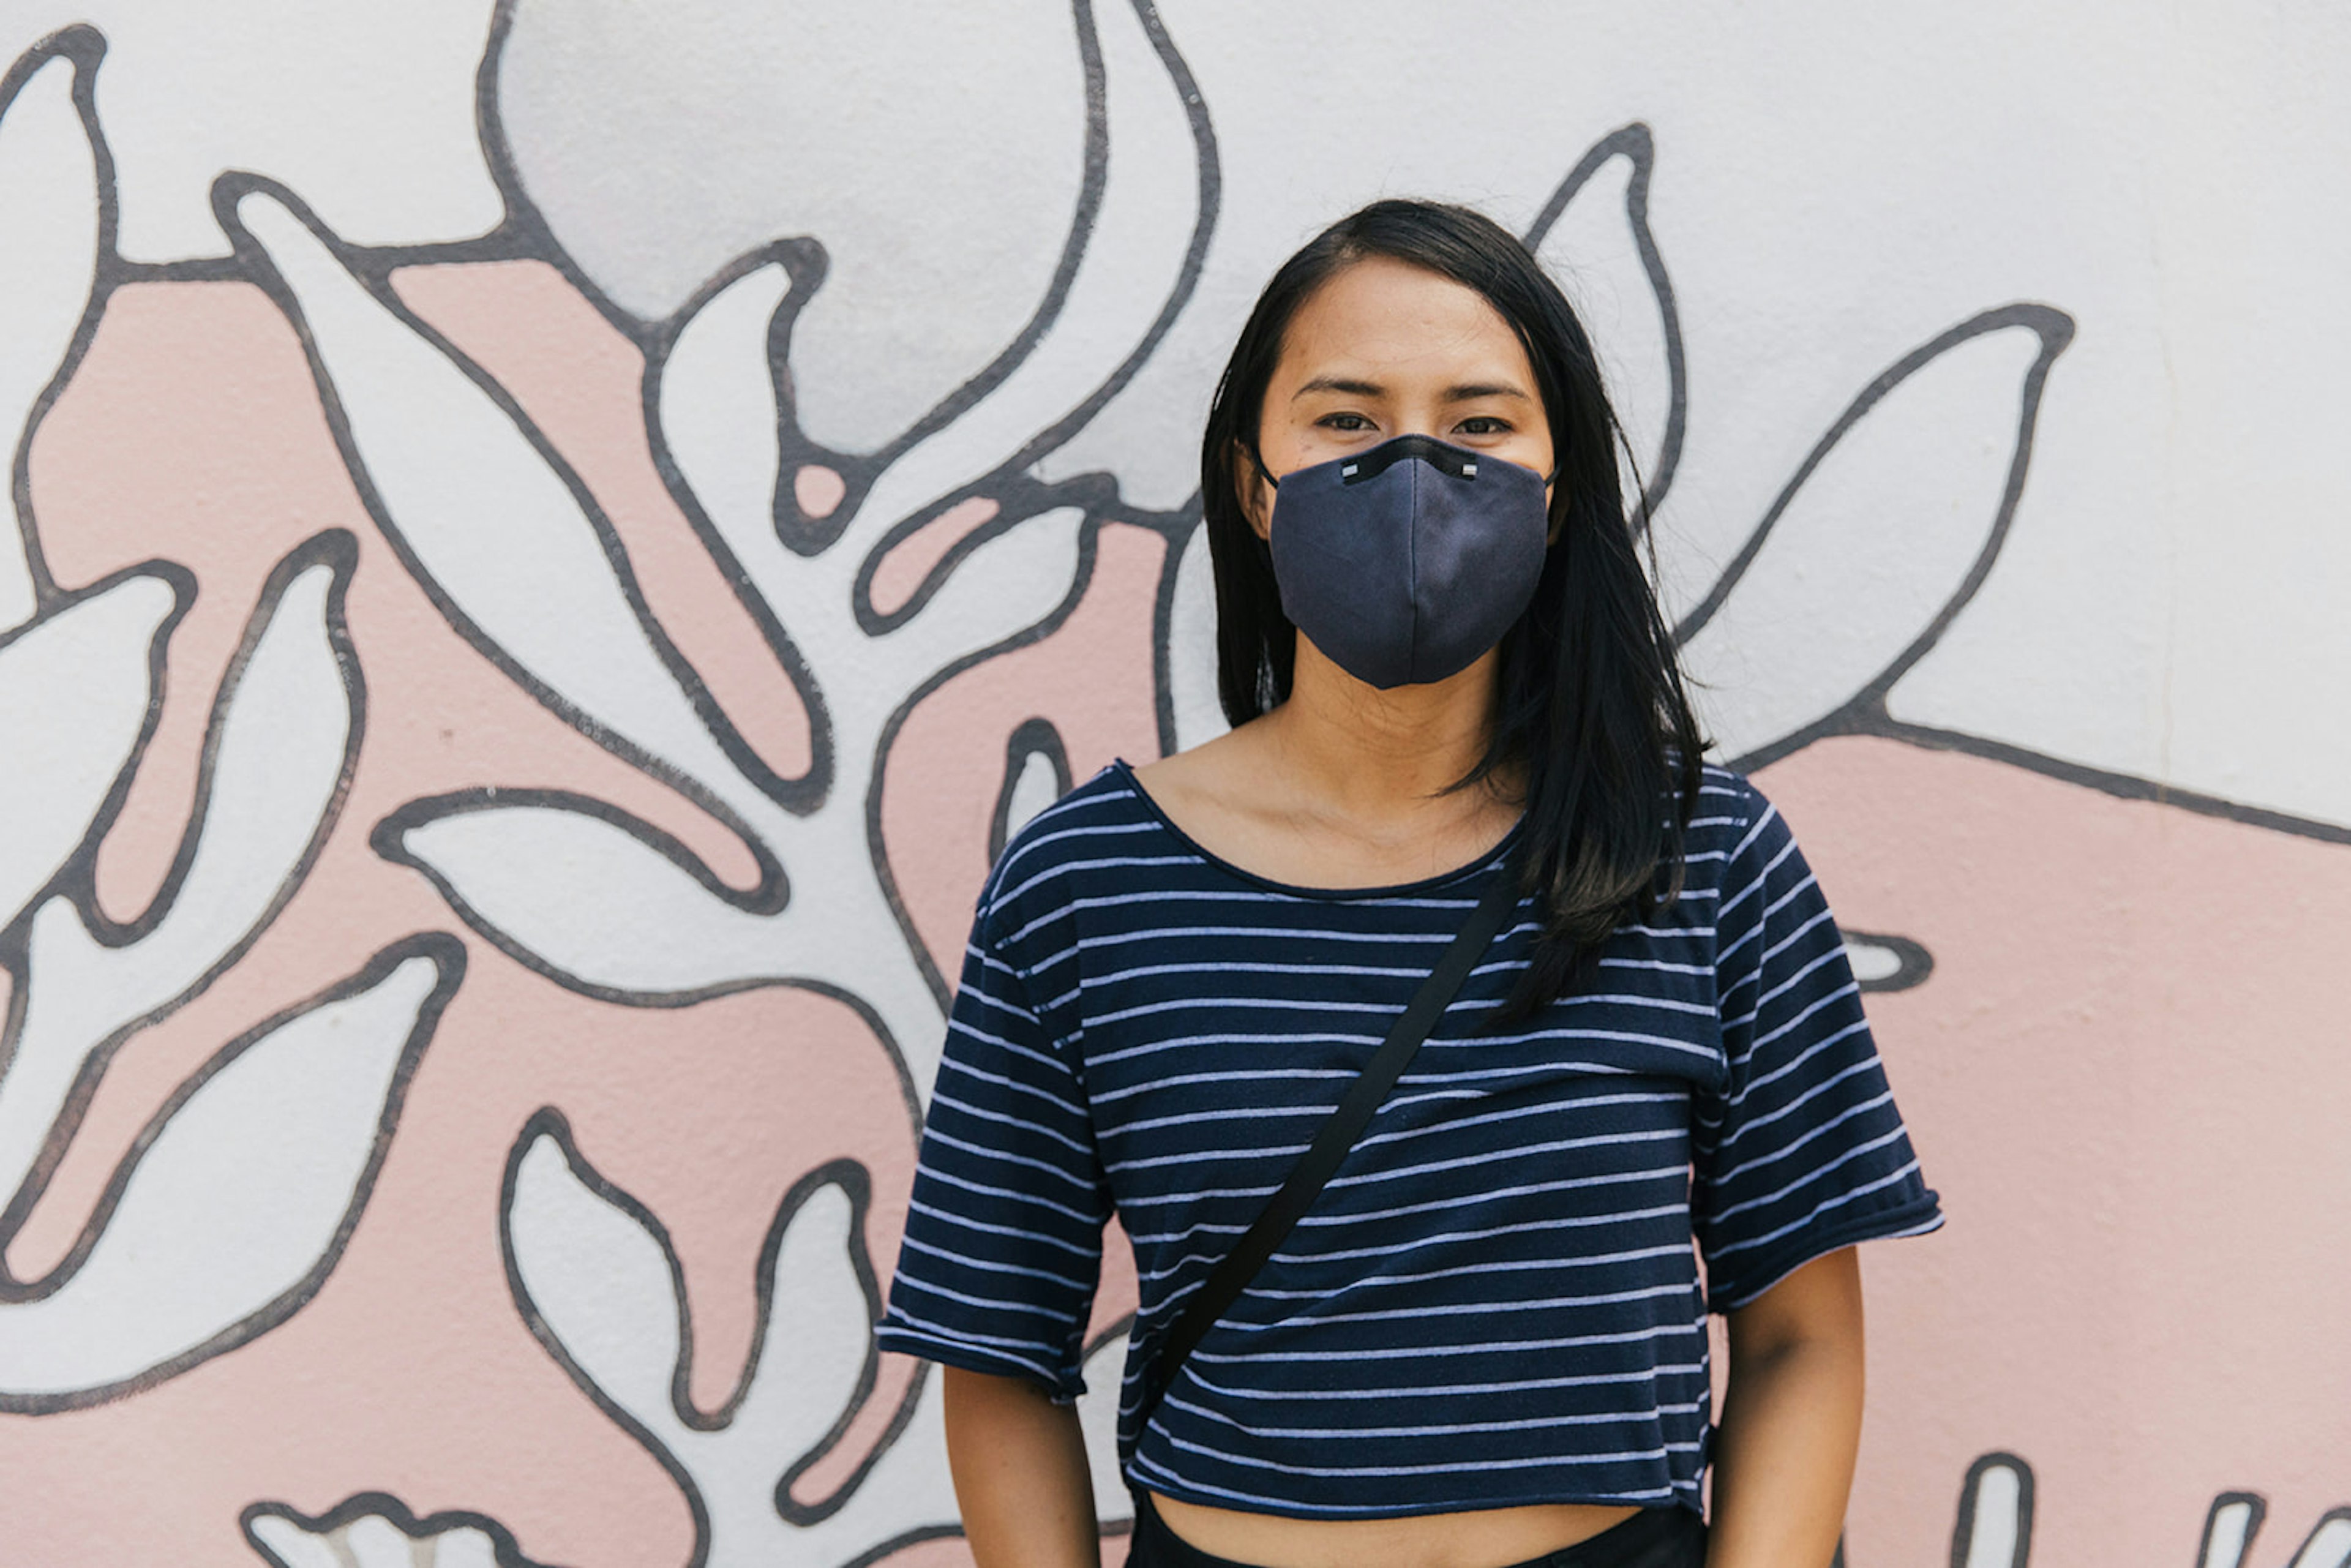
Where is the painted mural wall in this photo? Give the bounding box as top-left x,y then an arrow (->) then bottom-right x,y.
1,4 -> 2346,1565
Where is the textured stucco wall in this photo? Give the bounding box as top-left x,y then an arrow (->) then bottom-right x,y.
0,5 -> 2345,1566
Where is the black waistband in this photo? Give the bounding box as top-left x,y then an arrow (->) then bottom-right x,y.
1123,1489 -> 1706,1568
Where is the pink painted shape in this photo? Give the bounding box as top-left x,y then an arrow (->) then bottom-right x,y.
391,259 -> 814,798
879,519 -> 1167,981
4,276 -> 920,1567
1753,737 -> 2351,1568
23,281 -> 381,923
869,497 -> 1000,619
810,521 -> 1166,1504
795,463 -> 847,520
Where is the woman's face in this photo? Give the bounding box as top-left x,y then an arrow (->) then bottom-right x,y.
1243,254 -> 1555,539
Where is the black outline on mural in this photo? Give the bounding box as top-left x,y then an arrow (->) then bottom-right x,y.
1674,303 -> 2076,752
631,239 -> 844,816
845,0 -> 1223,639
992,718 -> 1076,866
2284,1507 -> 2351,1568
795,0 -> 1111,566
373,785 -> 784,929
0,41 -> 462,1408
1,530 -> 366,1272
863,0 -> 1220,1013
1651,280 -> 2351,847
472,0 -> 843,820
2195,1491 -> 2268,1568
1947,1451 -> 2033,1568
242,1489 -> 560,1568
81,531 -> 366,947
3,26 -> 117,612
1521,121 -> 1688,527
210,178 -> 803,902
1875,720 -> 2351,848
0,558 -> 193,944
0,931 -> 464,1412
1842,931 -> 1933,994
1148,498 -> 1208,758
498,1106 -> 894,1561
9,6 -> 2349,1558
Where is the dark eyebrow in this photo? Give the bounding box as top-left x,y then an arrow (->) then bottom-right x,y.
1289,376 -> 1532,402
1292,375 -> 1384,400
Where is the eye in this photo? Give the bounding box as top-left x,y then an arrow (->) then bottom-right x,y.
1316,411 -> 1376,433
1455,415 -> 1512,437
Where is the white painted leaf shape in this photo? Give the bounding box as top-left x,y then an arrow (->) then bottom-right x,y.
0,573 -> 176,929
386,800 -> 773,999
505,1125 -> 681,1428
1954,1457 -> 2030,1568
506,1113 -> 963,1566
245,1496 -> 539,1568
1079,1327 -> 1133,1526
1003,744 -> 1065,845
692,1180 -> 875,1561
888,505 -> 1086,680
0,45 -> 99,629
723,1180 -> 869,1467
1007,0 -> 1218,516
2292,1515 -> 2351,1568
658,258 -> 798,615
834,0 -> 1205,571
243,1516 -> 342,1568
1676,308 -> 2070,765
0,943 -> 451,1403
497,0 -> 1084,427
0,550 -> 356,1206
1527,125 -> 1681,519
1164,518 -> 1225,752
230,189 -> 773,833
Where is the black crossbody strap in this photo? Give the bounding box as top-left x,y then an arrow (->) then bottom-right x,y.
1129,851 -> 1525,1439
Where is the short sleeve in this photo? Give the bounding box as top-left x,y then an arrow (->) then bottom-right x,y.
1692,786 -> 1943,1311
875,898 -> 1109,1401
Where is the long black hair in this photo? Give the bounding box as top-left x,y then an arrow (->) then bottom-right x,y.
1199,198 -> 1706,1016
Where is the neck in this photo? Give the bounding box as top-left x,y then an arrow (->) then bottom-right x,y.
1262,636 -> 1512,821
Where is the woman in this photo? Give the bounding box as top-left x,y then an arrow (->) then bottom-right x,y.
875,200 -> 1941,1568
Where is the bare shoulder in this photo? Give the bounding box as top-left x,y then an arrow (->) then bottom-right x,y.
1127,723 -> 1300,871
1130,724 -> 1272,815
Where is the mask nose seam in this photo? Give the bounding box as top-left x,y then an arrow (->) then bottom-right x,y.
1406,453 -> 1422,678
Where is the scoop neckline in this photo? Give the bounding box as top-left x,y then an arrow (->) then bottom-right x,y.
1108,757 -> 1524,902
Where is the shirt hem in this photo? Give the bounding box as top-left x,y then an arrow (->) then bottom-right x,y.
874,1326 -> 1084,1405
1123,1460 -> 1703,1522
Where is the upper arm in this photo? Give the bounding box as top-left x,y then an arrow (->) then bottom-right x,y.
1693,785 -> 1943,1313
876,902 -> 1109,1401
1723,1244 -> 1862,1365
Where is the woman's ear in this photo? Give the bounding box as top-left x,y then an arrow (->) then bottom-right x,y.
1236,441 -> 1275,541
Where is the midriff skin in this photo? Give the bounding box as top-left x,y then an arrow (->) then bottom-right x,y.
1146,1491 -> 1641,1568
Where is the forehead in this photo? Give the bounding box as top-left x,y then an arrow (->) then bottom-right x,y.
1275,255 -> 1531,388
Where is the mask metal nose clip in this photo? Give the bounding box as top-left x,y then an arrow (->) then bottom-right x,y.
1254,438 -> 1557,490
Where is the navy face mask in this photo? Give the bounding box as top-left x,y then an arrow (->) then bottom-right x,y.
1256,433 -> 1551,690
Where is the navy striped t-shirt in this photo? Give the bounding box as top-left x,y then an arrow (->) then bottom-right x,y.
876,760 -> 1940,1518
